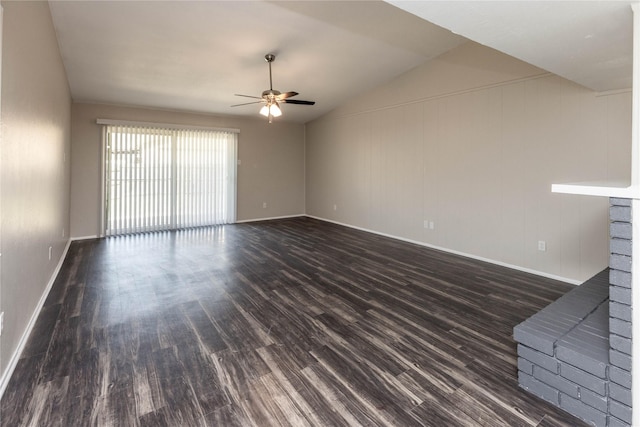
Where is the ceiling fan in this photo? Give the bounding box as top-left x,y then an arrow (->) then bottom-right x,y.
231,54 -> 315,123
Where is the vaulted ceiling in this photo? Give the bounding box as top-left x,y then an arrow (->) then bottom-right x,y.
48,0 -> 635,124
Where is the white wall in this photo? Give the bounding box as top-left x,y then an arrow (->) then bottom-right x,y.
0,1 -> 71,384
306,42 -> 631,283
70,103 -> 305,238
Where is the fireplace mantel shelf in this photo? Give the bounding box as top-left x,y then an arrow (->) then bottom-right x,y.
552,181 -> 640,199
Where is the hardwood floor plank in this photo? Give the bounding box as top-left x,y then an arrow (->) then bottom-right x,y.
20,303 -> 61,358
310,344 -> 422,426
255,345 -> 350,426
21,376 -> 69,427
153,374 -> 206,427
0,217 -> 589,426
40,316 -> 80,382
90,381 -> 140,427
199,403 -> 247,427
138,407 -> 171,427
300,363 -> 394,427
448,384 -> 538,427
181,300 -> 228,354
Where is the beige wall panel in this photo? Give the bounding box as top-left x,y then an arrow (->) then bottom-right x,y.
70,103 -> 305,238
305,120 -> 332,218
314,117 -> 346,222
372,104 -> 424,241
577,197 -> 610,278
0,1 -> 71,379
236,122 -> 305,219
521,77 -> 564,276
398,104 -> 425,242
498,83 -> 527,268
333,118 -> 357,224
369,110 -> 386,232
605,92 -> 633,181
422,100 -> 441,246
306,42 -> 631,283
339,115 -> 372,228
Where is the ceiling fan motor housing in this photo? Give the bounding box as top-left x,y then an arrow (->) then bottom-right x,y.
262,89 -> 281,99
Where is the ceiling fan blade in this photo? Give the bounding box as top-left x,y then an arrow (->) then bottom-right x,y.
234,94 -> 263,100
276,91 -> 298,100
282,99 -> 315,105
231,101 -> 264,107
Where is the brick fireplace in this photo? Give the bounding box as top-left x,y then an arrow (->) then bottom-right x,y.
514,198 -> 632,427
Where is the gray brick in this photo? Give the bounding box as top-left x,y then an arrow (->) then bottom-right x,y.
610,318 -> 632,339
609,382 -> 632,406
610,237 -> 632,256
610,197 -> 632,207
533,366 -> 579,398
523,316 -> 577,337
609,365 -> 632,389
610,335 -> 632,355
513,326 -> 556,355
608,415 -> 632,427
560,363 -> 606,395
549,295 -> 606,318
610,301 -> 632,321
610,286 -> 632,304
611,222 -> 632,239
610,205 -> 632,222
518,371 -> 560,405
526,312 -> 583,331
517,344 -> 559,373
517,357 -> 534,375
610,269 -> 632,288
556,345 -> 608,379
559,393 -> 607,427
609,400 -> 632,424
610,349 -> 632,371
579,387 -> 608,412
610,254 -> 632,272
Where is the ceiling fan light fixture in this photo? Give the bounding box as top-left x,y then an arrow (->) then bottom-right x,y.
259,102 -> 282,119
232,53 -> 315,123
270,102 -> 282,117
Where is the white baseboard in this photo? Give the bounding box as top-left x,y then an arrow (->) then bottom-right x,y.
70,235 -> 99,241
0,238 -> 72,400
305,215 -> 582,286
235,214 -> 305,224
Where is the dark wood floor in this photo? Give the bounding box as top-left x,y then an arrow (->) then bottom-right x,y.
1,217 -> 588,426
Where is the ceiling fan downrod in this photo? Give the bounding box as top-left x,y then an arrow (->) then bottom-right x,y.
265,54 -> 275,91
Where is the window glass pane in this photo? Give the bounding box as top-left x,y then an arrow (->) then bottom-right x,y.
104,125 -> 237,235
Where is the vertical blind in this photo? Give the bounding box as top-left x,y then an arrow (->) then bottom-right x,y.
102,122 -> 237,236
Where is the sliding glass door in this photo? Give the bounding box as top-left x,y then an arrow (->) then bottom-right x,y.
102,122 -> 237,236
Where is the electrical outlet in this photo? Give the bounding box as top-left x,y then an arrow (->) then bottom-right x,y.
538,241 -> 547,252
48,246 -> 52,260
429,221 -> 435,230
424,220 -> 429,229
333,204 -> 337,211
262,202 -> 267,209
